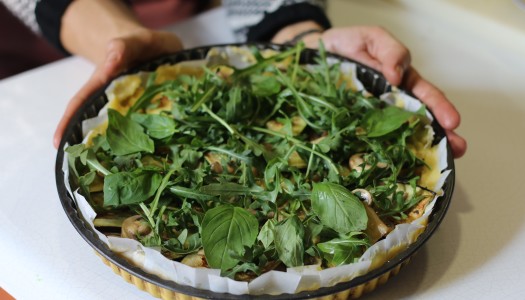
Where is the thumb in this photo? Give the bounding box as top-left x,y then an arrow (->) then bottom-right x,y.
114,30 -> 184,68
359,26 -> 411,86
372,41 -> 411,86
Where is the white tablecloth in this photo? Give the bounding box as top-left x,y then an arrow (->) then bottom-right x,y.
2,2 -> 525,299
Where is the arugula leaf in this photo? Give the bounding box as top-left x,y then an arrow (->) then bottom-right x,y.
317,233 -> 369,267
78,170 -> 96,203
103,169 -> 162,207
200,183 -> 266,200
79,170 -> 96,188
131,113 -> 177,139
362,106 -> 417,137
106,109 -> 154,155
66,144 -> 111,176
128,81 -> 174,113
225,86 -> 242,121
206,146 -> 253,164
84,149 -> 112,176
273,215 -> 305,267
201,205 -> 259,270
311,182 -> 368,233
222,262 -> 260,279
65,143 -> 86,158
163,232 -> 202,258
65,144 -> 86,178
168,185 -> 216,201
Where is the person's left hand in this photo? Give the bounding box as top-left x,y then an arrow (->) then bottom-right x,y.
302,26 -> 467,158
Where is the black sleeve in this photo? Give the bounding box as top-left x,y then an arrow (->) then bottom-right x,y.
34,0 -> 73,54
246,2 -> 331,42
34,0 -> 137,55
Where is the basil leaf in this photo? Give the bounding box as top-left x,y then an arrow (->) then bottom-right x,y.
258,219 -> 276,248
273,216 -> 305,267
363,106 -> 415,137
317,233 -> 369,267
131,113 -> 176,139
103,169 -> 162,207
311,182 -> 368,233
201,205 -> 258,270
107,109 -> 154,155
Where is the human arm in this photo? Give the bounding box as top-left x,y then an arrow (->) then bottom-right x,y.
52,0 -> 325,147
51,0 -> 183,147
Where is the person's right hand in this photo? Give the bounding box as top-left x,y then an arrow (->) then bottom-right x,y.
53,29 -> 183,148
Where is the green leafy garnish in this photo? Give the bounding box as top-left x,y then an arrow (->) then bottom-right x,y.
68,42 -> 435,280
201,205 -> 259,271
311,182 -> 368,233
106,109 -> 154,155
274,216 -> 305,267
131,113 -> 177,139
103,169 -> 162,207
363,105 -> 418,137
317,233 -> 370,266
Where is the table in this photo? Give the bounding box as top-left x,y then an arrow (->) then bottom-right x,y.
2,2 -> 525,299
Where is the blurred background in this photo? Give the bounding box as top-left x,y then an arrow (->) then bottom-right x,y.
1,0 -> 525,80
0,3 -> 64,80
0,0 -> 208,80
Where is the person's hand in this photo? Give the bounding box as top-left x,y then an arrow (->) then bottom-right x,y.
303,26 -> 467,158
53,29 -> 183,148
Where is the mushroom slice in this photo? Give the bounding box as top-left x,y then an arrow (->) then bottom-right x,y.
352,188 -> 373,205
406,197 -> 432,222
121,215 -> 152,240
288,151 -> 307,169
349,153 -> 371,173
291,116 -> 307,136
204,152 -> 235,173
349,153 -> 388,173
401,184 -> 436,222
181,250 -> 208,268
266,116 -> 306,136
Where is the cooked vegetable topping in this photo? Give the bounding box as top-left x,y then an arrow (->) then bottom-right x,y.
66,43 -> 436,280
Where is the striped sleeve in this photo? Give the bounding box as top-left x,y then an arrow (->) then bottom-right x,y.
221,0 -> 330,42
